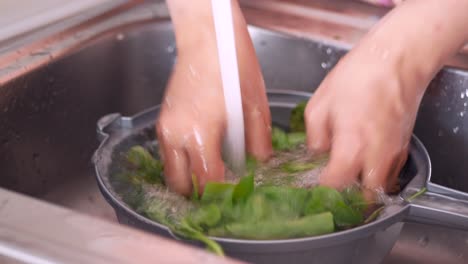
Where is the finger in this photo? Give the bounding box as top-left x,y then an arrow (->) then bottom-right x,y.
305,100 -> 331,156
361,155 -> 396,202
156,123 -> 192,196
186,125 -> 225,194
239,60 -> 273,161
388,144 -> 410,193
244,104 -> 273,161
362,141 -> 406,197
320,132 -> 363,189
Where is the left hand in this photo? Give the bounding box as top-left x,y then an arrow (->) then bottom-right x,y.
305,0 -> 468,195
305,45 -> 422,194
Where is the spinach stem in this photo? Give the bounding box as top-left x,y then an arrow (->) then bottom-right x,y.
364,206 -> 384,224
406,187 -> 427,202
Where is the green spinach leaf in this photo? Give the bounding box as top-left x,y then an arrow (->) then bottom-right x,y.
232,174 -> 254,204
289,101 -> 307,132
304,186 -> 363,229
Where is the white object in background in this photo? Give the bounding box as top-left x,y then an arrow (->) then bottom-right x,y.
0,0 -> 124,42
211,0 -> 246,173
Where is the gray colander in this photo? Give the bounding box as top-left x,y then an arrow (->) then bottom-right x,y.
93,90 -> 468,264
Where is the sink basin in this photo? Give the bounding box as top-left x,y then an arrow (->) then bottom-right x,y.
0,14 -> 467,264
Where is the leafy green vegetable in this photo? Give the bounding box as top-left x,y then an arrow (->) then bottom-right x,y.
209,212 -> 334,239
287,132 -> 306,147
289,101 -> 307,132
256,186 -> 309,218
201,182 -> 235,203
120,118 -> 380,256
239,192 -> 272,222
272,127 -> 290,150
232,174 -> 254,204
272,101 -> 307,150
341,186 -> 368,214
175,220 -> 224,256
304,186 -> 364,228
126,146 -> 164,184
271,128 -> 307,151
281,160 -> 320,173
405,187 -> 427,202
364,206 -> 384,224
188,204 -> 221,229
245,155 -> 258,173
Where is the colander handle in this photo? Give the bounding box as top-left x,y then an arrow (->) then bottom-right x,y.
96,113 -> 122,142
405,188 -> 468,230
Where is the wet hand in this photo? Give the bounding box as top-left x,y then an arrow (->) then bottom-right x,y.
305,45 -> 424,194
305,0 -> 468,194
156,10 -> 272,196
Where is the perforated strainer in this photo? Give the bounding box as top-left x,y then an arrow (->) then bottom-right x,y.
93,90 -> 468,264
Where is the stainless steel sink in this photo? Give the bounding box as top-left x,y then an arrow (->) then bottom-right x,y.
0,5 -> 467,263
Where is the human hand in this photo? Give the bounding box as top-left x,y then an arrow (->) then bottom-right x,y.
306,0 -> 468,195
305,46 -> 422,194
157,0 -> 272,196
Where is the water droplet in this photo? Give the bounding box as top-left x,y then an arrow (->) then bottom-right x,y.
460,111 -> 465,117
116,33 -> 125,41
465,89 -> 468,97
166,45 -> 175,53
418,236 -> 429,247
453,127 -> 459,134
321,62 -> 327,69
462,92 -> 465,99
326,48 -> 332,55
464,102 -> 468,107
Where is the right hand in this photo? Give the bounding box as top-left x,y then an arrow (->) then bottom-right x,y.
156,9 -> 272,196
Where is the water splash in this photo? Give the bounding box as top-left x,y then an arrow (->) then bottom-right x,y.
320,61 -> 331,69
166,44 -> 175,54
